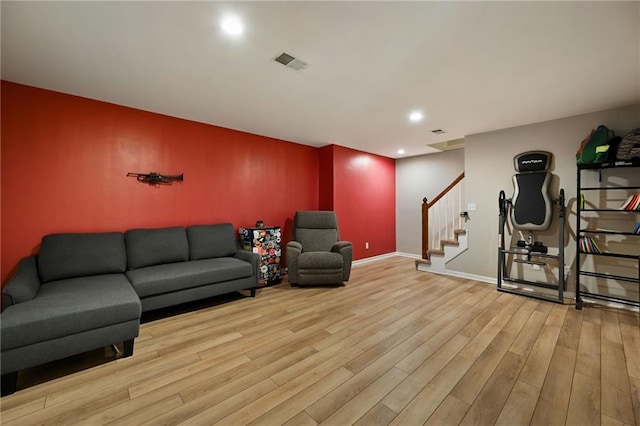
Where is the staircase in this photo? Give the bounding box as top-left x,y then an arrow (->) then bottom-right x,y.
415,172 -> 469,274
415,228 -> 467,272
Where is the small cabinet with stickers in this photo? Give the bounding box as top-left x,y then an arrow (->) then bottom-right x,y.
239,226 -> 282,286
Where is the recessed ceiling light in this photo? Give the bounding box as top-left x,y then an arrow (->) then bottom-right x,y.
221,16 -> 244,36
409,111 -> 423,122
397,149 -> 406,155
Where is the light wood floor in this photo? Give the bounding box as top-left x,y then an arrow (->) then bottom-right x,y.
1,256 -> 638,425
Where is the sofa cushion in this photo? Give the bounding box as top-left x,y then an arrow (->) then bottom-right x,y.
126,258 -> 253,298
126,227 -> 189,270
186,224 -> 237,260
38,232 -> 126,283
0,274 -> 140,351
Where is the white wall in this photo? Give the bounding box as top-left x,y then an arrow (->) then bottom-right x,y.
446,104 -> 640,294
396,149 -> 465,255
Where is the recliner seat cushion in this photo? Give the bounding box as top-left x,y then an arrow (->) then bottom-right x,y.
0,274 -> 140,351
126,258 -> 253,298
38,232 -> 126,283
297,252 -> 344,270
126,227 -> 189,270
186,224 -> 237,260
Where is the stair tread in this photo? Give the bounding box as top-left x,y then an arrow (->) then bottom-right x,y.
415,258 -> 431,267
453,229 -> 467,235
440,239 -> 460,246
427,249 -> 445,256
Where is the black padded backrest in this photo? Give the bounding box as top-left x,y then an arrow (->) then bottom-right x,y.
514,151 -> 551,172
510,151 -> 554,231
294,211 -> 339,252
510,172 -> 552,231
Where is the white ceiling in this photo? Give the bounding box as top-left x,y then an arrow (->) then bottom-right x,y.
2,1 -> 639,158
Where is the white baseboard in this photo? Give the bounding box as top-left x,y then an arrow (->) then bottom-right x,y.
394,252 -> 421,259
352,252 -> 403,266
417,266 -> 495,285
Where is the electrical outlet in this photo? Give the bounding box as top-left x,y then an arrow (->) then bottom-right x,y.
532,264 -> 541,271
365,242 -> 369,249
468,203 -> 477,211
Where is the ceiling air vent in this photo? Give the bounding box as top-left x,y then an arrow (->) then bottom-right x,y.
431,129 -> 446,135
274,52 -> 309,71
428,138 -> 465,151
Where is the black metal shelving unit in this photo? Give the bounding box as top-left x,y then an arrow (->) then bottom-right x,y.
575,160 -> 640,310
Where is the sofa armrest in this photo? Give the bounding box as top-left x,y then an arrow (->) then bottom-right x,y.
332,241 -> 353,281
286,241 -> 303,284
234,250 -> 260,287
2,257 -> 41,310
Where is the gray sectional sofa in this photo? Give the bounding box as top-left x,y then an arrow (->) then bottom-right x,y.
1,223 -> 259,396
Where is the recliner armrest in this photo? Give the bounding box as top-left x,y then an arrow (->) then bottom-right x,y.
2,256 -> 41,310
286,241 -> 303,284
331,241 -> 353,281
331,241 -> 352,252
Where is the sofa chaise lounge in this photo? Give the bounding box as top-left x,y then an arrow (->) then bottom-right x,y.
1,223 -> 259,396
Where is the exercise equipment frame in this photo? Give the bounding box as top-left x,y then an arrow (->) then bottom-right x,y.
497,189 -> 566,304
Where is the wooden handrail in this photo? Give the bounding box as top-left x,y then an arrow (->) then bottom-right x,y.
421,172 -> 465,259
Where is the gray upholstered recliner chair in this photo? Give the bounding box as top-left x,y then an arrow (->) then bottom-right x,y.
286,211 -> 353,286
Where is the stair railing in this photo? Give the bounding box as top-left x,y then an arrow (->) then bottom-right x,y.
421,172 -> 465,259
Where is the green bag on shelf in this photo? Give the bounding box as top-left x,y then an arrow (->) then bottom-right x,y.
576,125 -> 615,165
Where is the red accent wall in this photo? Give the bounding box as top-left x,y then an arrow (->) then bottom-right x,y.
318,145 -> 334,210
1,82 -> 320,284
322,145 -> 396,260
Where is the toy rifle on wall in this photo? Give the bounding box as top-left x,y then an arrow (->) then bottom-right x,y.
127,172 -> 184,186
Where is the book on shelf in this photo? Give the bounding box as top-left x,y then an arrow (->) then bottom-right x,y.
620,194 -> 640,211
579,236 -> 601,254
634,223 -> 640,235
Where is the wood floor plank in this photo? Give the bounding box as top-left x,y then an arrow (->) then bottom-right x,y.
43,352 -> 200,408
530,345 -> 577,426
450,330 -> 517,405
567,371 -> 601,426
395,289 -> 500,374
353,402 -> 398,426
494,380 -> 540,426
423,394 -> 470,426
383,334 -> 470,413
388,356 -> 474,425
249,368 -> 354,426
80,393 -> 183,425
518,324 -> 562,389
458,350 -> 526,426
317,367 -> 407,426
509,307 -> 548,356
629,376 -> 640,426
557,305 -> 584,350
576,319 -> 602,379
0,396 -> 46,424
216,346 -> 366,425
600,311 -> 640,424
283,410 -> 318,426
2,257 -> 637,426
620,322 -> 640,379
177,378 -> 279,425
